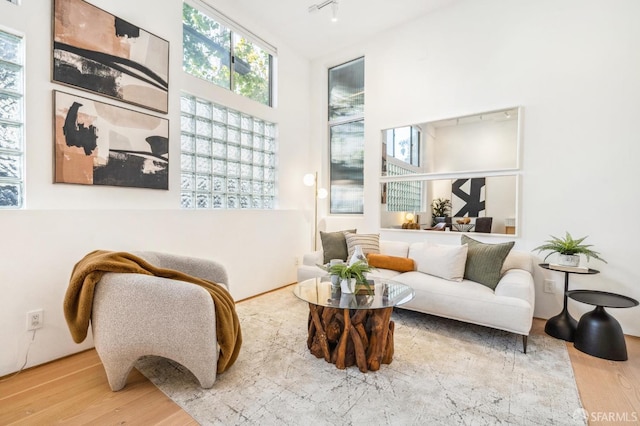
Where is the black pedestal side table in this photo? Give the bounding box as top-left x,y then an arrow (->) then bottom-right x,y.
540,263 -> 599,342
567,290 -> 638,361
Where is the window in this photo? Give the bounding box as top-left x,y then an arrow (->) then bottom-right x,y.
385,126 -> 420,168
382,126 -> 422,212
328,57 -> 364,214
182,2 -> 274,106
180,93 -> 277,209
0,30 -> 23,208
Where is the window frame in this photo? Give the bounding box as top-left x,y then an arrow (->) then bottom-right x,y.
328,57 -> 365,215
0,28 -> 24,209
182,0 -> 275,107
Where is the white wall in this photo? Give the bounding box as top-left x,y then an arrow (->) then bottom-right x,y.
311,0 -> 640,336
0,0 -> 313,376
432,119 -> 517,173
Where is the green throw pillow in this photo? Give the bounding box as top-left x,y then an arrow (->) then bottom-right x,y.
320,229 -> 356,264
461,235 -> 514,290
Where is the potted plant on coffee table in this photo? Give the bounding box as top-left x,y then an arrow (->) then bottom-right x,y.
533,232 -> 607,267
327,261 -> 373,294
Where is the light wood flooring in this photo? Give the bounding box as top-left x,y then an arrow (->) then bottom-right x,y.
1,318 -> 638,425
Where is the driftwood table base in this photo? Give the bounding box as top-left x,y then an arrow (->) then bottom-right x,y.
306,304 -> 395,372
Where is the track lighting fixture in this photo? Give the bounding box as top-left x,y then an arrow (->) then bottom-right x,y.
308,0 -> 339,22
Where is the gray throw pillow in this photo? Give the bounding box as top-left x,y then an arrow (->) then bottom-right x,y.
320,229 -> 356,264
461,235 -> 515,290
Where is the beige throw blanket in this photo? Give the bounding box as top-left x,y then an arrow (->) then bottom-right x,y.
63,250 -> 242,373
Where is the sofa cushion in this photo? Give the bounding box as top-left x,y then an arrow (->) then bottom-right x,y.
367,253 -> 415,272
319,229 -> 356,264
345,232 -> 380,262
461,235 -> 515,290
413,242 -> 468,282
392,271 -> 534,336
380,240 -> 410,258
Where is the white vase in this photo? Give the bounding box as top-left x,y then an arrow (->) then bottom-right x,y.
557,254 -> 580,267
341,278 -> 355,294
349,245 -> 367,266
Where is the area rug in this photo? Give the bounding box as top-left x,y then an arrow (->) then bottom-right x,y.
136,286 -> 586,425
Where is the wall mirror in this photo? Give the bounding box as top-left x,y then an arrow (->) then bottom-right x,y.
380,107 -> 521,235
382,107 -> 520,176
380,176 -> 518,234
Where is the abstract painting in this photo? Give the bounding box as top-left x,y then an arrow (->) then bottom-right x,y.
53,0 -> 169,113
452,177 -> 486,217
54,91 -> 169,189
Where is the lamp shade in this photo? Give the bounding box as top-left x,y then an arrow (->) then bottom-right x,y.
303,173 -> 315,187
317,188 -> 328,199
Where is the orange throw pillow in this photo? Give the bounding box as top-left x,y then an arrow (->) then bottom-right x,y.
366,253 -> 415,272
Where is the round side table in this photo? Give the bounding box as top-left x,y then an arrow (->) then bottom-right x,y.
567,290 -> 639,361
539,263 -> 599,342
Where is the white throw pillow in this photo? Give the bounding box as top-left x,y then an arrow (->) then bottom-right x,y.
413,242 -> 468,282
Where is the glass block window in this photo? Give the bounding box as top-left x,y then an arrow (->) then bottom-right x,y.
384,161 -> 423,213
328,57 -> 365,214
385,180 -> 422,212
183,2 -> 274,106
180,93 -> 277,209
0,30 -> 23,208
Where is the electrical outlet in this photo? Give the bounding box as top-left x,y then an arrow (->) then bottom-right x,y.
543,279 -> 555,294
27,309 -> 43,330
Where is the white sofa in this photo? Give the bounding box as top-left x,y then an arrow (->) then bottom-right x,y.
297,240 -> 535,353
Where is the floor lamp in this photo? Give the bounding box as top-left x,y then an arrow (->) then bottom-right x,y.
304,172 -> 328,250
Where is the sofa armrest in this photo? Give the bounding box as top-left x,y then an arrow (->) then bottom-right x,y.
501,250 -> 533,275
303,250 -> 324,267
297,265 -> 328,282
495,269 -> 535,310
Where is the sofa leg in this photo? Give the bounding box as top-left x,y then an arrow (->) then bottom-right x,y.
522,335 -> 528,354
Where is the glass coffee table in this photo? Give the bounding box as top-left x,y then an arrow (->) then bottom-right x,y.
293,277 -> 414,372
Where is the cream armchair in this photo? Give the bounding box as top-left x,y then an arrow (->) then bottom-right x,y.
91,251 -> 228,391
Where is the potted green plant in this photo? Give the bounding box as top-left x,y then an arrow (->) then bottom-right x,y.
431,198 -> 451,226
533,232 -> 607,267
327,260 -> 373,293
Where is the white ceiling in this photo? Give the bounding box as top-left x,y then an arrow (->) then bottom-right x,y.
207,0 -> 459,59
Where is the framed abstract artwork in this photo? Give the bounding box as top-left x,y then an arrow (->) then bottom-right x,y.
53,0 -> 169,113
54,90 -> 169,189
452,177 -> 486,217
